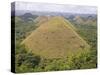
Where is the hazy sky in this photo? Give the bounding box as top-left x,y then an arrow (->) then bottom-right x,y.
15,2 -> 97,14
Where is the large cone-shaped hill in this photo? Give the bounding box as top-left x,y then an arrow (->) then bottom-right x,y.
21,16 -> 90,59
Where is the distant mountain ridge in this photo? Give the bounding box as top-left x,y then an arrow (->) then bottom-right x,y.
12,10 -> 97,18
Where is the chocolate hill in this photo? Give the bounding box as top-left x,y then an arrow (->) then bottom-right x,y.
21,16 -> 90,58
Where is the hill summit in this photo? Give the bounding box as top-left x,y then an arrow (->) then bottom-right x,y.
21,16 -> 90,58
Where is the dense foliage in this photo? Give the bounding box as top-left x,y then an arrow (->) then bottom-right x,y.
15,44 -> 96,73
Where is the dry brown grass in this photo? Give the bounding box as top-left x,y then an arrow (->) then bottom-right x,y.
21,16 -> 90,59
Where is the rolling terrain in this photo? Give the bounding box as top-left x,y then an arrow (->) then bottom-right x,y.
14,14 -> 97,72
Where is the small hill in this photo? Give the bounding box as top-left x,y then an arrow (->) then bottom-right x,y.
15,16 -> 24,23
34,16 -> 51,26
21,16 -> 90,59
20,13 -> 37,21
73,16 -> 84,24
73,15 -> 97,25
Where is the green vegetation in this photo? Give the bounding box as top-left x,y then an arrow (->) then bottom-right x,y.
70,16 -> 97,69
15,16 -> 38,41
15,44 -> 96,73
13,15 -> 97,73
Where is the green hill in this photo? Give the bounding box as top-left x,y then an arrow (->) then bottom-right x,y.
21,16 -> 90,59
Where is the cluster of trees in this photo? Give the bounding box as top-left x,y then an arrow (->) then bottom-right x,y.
15,43 -> 96,73
15,43 -> 41,73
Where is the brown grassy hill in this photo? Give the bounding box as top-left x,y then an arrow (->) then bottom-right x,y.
34,16 -> 51,26
73,16 -> 84,24
21,16 -> 90,59
73,16 -> 97,25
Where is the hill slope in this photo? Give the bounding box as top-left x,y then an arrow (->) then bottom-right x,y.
21,16 -> 90,59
